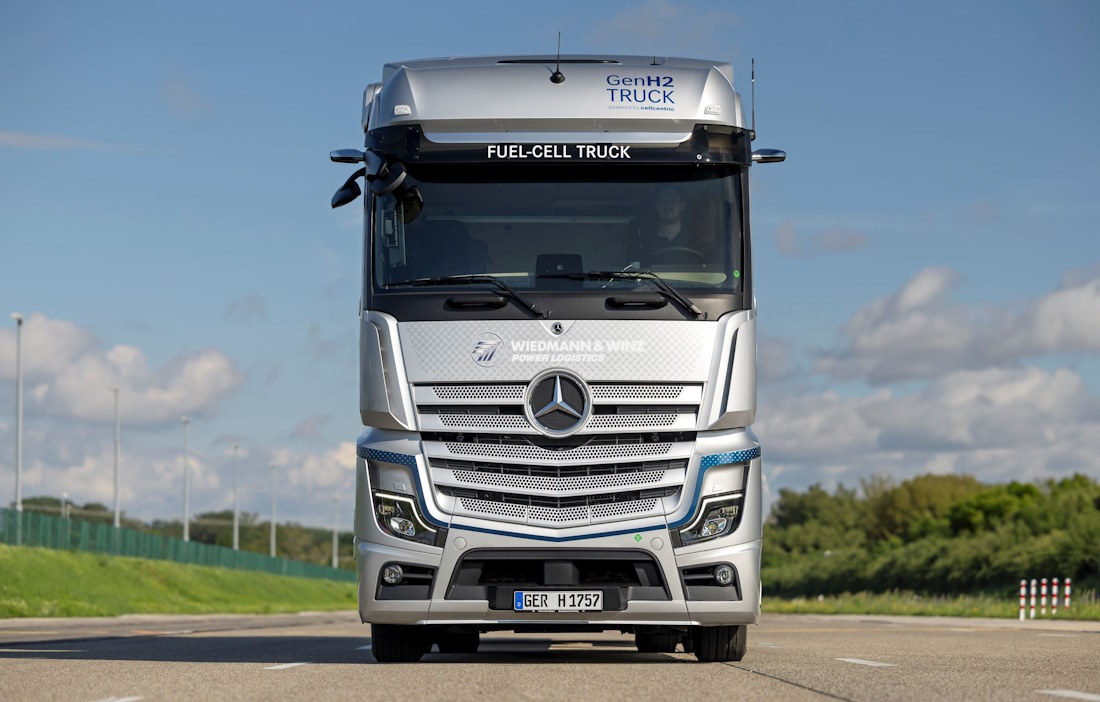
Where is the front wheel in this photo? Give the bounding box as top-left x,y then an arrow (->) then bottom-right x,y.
370,623 -> 429,663
690,625 -> 747,662
635,632 -> 680,653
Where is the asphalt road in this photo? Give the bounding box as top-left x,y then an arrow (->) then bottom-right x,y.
1,611 -> 1098,701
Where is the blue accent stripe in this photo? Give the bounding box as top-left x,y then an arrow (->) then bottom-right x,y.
667,446 -> 761,529
357,444 -> 447,528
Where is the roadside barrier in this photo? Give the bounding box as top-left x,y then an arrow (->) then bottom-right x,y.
0,507 -> 354,583
1022,576 -> 1073,619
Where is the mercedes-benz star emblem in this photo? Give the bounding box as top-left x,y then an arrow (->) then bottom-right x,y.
525,370 -> 591,437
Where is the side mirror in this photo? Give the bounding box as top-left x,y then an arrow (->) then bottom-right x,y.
752,149 -> 786,164
331,167 -> 366,208
330,149 -> 365,163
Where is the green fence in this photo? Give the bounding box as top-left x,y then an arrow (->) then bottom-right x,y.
0,508 -> 355,583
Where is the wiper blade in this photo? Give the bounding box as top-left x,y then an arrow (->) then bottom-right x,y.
538,270 -> 705,319
386,275 -> 548,318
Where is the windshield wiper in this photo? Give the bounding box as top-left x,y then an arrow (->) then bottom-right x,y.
386,275 -> 548,319
538,270 -> 705,319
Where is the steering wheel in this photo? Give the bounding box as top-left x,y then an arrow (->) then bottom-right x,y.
649,246 -> 706,262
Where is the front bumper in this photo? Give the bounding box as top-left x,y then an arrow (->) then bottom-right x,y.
355,427 -> 763,628
357,528 -> 761,627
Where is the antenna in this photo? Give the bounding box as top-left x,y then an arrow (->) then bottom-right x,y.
550,32 -> 565,83
751,58 -> 756,141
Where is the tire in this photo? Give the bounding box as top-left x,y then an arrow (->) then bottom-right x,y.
370,623 -> 429,663
436,630 -> 480,654
635,632 -> 680,653
690,625 -> 747,662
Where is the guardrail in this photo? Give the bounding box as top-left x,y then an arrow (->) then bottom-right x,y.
0,507 -> 354,583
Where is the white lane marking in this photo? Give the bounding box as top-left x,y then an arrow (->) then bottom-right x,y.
93,697 -> 143,702
162,629 -> 194,635
757,642 -> 781,648
1036,691 -> 1100,701
263,662 -> 312,670
836,657 -> 896,667
1037,633 -> 1078,638
357,644 -> 372,650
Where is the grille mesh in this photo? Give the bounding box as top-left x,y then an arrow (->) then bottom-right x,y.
432,385 -> 525,401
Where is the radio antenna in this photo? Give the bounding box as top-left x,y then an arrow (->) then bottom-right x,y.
550,32 -> 565,83
751,58 -> 756,141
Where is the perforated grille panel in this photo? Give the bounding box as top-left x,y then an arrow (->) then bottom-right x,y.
432,385 -> 525,401
591,384 -> 685,400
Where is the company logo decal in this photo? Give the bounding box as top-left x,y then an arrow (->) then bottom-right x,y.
525,370 -> 591,437
472,333 -> 504,367
606,74 -> 675,113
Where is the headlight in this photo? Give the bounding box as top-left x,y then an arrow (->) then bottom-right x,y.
373,492 -> 437,545
677,494 -> 743,546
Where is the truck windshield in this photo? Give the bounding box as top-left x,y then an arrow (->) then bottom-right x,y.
372,164 -> 743,293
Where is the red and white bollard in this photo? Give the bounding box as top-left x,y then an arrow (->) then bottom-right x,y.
1030,579 -> 1037,619
1065,578 -> 1071,610
1019,580 -> 1027,621
1040,577 -> 1047,616
1052,578 -> 1059,615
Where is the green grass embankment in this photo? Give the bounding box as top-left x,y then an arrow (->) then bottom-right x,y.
0,544 -> 357,618
764,590 -> 1100,620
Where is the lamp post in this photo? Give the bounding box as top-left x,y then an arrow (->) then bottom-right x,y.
180,416 -> 190,541
331,498 -> 339,569
269,462 -> 276,557
232,444 -> 240,551
10,313 -> 23,522
111,387 -> 120,529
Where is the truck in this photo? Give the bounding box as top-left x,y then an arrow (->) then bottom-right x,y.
329,54 -> 784,662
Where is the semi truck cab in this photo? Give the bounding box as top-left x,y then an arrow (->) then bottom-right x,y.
330,54 -> 784,662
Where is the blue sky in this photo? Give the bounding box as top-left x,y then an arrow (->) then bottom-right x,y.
1,0 -> 1098,527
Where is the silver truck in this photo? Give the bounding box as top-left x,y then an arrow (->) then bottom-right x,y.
330,54 -> 784,662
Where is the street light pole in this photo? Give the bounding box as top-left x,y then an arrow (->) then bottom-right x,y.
180,416 -> 190,541
10,313 -> 23,519
331,498 -> 339,569
232,444 -> 240,551
112,387 -> 120,529
269,463 -> 276,557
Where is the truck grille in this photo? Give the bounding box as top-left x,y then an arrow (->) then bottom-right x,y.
415,382 -> 700,528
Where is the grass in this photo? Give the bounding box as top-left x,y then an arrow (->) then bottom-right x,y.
0,544 -> 357,618
763,589 -> 1100,621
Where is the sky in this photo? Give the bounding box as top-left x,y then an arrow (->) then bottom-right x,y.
1,0 -> 1098,528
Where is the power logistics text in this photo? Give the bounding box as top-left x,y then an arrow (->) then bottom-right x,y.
486,144 -> 631,160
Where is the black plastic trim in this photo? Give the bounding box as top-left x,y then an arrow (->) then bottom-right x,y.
678,562 -> 741,601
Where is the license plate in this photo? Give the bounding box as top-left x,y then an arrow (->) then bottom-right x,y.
513,590 -> 603,612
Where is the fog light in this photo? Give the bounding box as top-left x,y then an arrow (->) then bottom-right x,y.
713,564 -> 735,587
382,564 -> 404,585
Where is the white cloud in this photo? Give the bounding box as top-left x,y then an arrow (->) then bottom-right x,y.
758,366 -> 1099,487
272,442 -> 357,497
291,414 -> 332,441
0,313 -> 244,425
817,267 -> 1100,383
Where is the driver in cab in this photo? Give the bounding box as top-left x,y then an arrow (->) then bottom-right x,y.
629,186 -> 714,266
